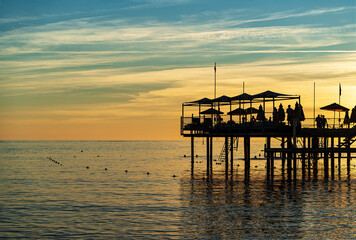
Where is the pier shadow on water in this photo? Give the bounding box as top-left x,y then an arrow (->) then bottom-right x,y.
179,165 -> 356,239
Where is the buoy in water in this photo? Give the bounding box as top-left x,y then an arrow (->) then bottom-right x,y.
147,172 -> 149,175
196,155 -> 198,157
105,168 -> 107,170
172,175 -> 176,178
86,166 -> 89,169
183,155 -> 186,157
125,170 -> 128,173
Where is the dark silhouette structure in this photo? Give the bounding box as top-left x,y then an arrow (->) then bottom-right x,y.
181,90 -> 355,181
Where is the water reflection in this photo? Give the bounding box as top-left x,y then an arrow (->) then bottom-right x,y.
180,171 -> 355,239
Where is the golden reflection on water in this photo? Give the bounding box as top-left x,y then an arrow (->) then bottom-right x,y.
179,163 -> 356,239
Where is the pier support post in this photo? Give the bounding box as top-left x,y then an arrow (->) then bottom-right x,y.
324,137 -> 329,179
312,137 -> 319,181
308,137 -> 311,179
338,137 -> 341,177
230,137 -> 234,175
191,136 -> 194,174
206,137 -> 210,178
225,137 -> 229,177
266,137 -> 271,179
287,137 -> 292,182
347,138 -> 351,173
282,137 -> 286,171
210,137 -> 213,176
244,137 -> 250,180
293,137 -> 297,181
331,137 -> 334,180
302,137 -> 306,180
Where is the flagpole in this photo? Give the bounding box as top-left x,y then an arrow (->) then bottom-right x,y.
214,62 -> 216,99
339,83 -> 341,127
314,82 -> 315,128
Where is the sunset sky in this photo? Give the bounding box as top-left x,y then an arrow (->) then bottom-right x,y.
0,0 -> 355,140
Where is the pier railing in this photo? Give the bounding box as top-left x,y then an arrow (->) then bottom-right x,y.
181,115 -> 354,135
302,118 -> 353,129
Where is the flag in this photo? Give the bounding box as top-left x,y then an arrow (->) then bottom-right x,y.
339,83 -> 341,96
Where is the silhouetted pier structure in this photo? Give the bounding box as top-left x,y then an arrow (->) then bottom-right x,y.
181,90 -> 356,181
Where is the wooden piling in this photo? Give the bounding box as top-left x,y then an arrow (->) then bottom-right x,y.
191,136 -> 194,173
312,137 -> 319,180
324,137 -> 328,179
244,137 -> 250,180
287,137 -> 292,182
347,138 -> 351,172
281,137 -> 285,170
330,137 -> 334,180
206,136 -> 210,177
225,137 -> 229,176
266,137 -> 271,178
302,137 -> 306,180
230,137 -> 234,175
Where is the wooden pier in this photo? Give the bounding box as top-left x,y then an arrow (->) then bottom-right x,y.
181,91 -> 356,181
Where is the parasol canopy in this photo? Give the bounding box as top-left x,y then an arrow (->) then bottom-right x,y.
227,108 -> 246,115
200,108 -> 224,115
344,111 -> 350,125
253,90 -> 291,98
256,105 -> 265,121
231,93 -> 253,101
320,103 -> 349,127
350,106 -> 356,123
320,103 -> 349,112
245,107 -> 259,114
213,95 -> 231,103
189,97 -> 212,104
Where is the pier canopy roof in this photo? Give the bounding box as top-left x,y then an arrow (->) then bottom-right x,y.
213,95 -> 231,103
200,108 -> 224,115
252,90 -> 299,103
245,107 -> 259,114
231,93 -> 253,101
186,97 -> 212,106
184,90 -> 299,106
227,108 -> 246,115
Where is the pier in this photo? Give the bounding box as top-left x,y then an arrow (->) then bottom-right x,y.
181,90 -> 356,181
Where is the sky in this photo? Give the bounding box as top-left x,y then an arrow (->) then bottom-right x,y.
0,0 -> 355,140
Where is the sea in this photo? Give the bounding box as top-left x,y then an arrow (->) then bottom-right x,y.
0,140 -> 355,239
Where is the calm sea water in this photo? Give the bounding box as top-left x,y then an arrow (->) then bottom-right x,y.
0,140 -> 355,239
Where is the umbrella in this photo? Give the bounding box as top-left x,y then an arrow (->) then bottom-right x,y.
253,90 -> 291,98
351,106 -> 356,123
298,104 -> 305,121
231,93 -> 253,101
213,95 -> 231,103
278,104 -> 285,122
344,111 -> 350,126
189,97 -> 212,104
320,103 -> 349,112
200,108 -> 224,115
245,107 -> 259,114
227,108 -> 246,115
320,103 -> 349,126
256,105 -> 265,121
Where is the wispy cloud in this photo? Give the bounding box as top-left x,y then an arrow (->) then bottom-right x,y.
0,3 -> 355,130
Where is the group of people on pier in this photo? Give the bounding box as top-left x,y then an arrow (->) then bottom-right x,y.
315,115 -> 328,128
